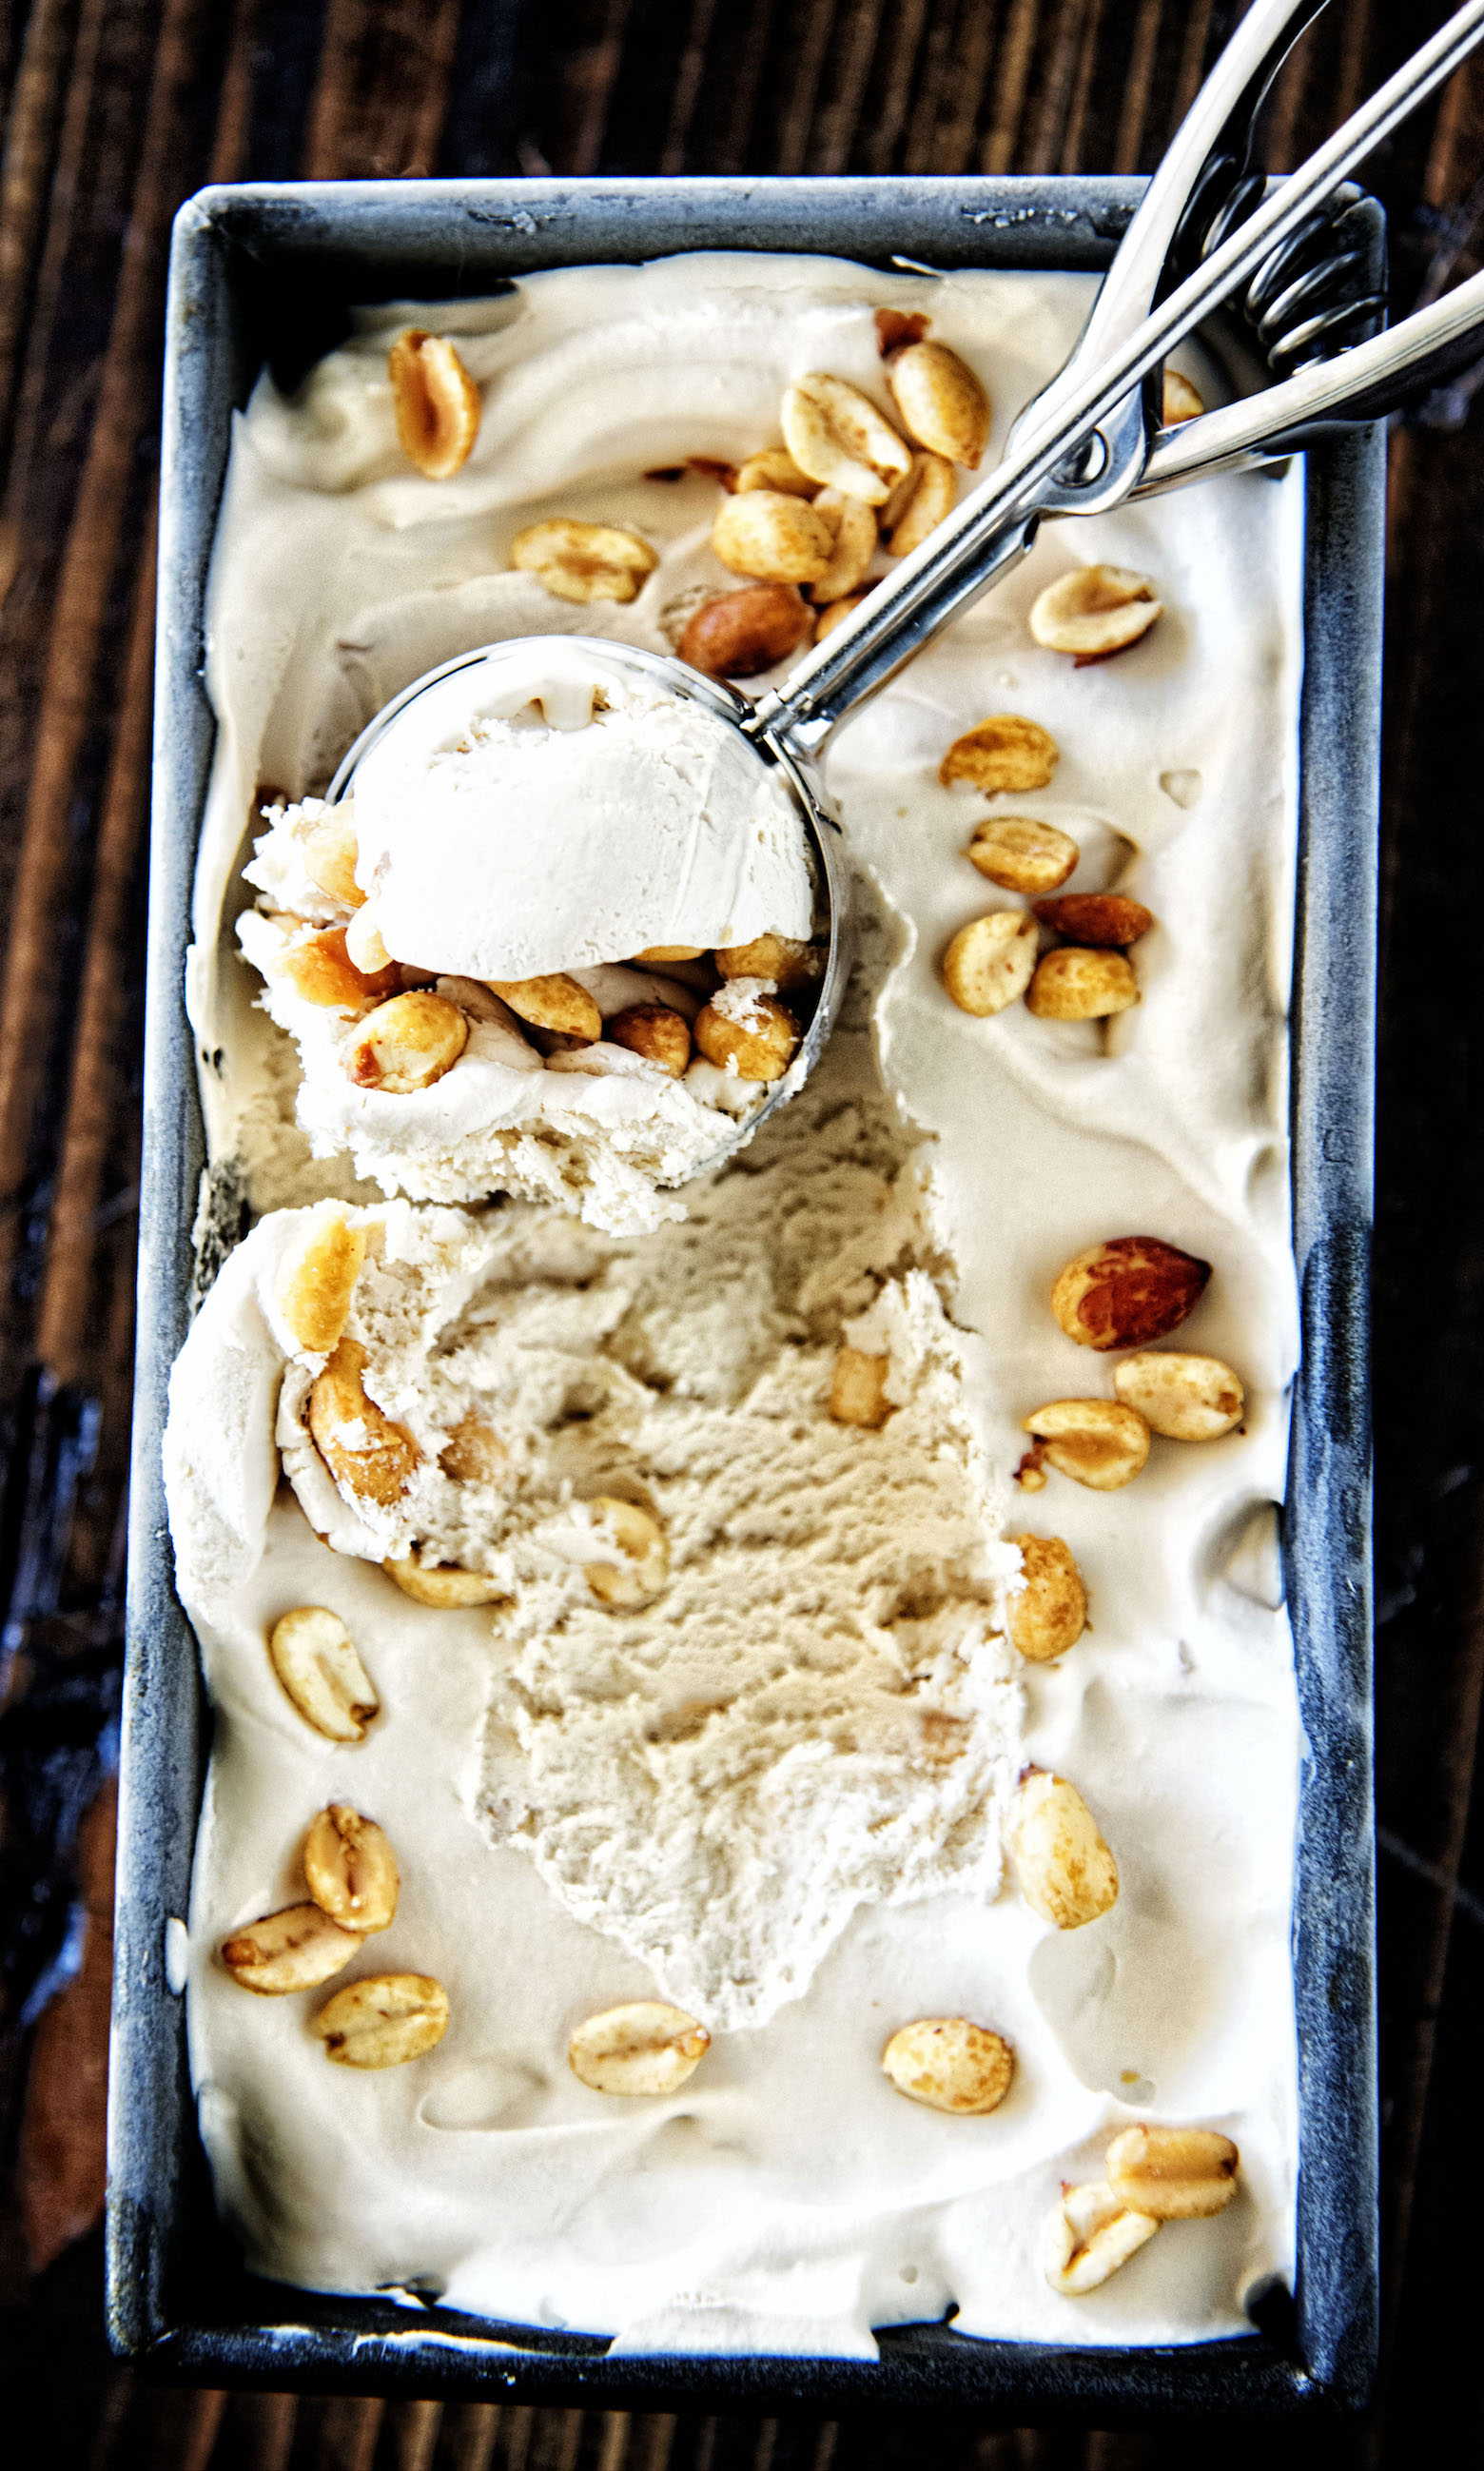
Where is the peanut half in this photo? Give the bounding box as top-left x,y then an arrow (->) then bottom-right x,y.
346,990 -> 468,1091
1162,369 -> 1204,424
586,1497 -> 669,1608
1030,564 -> 1162,660
815,592 -> 868,643
881,2017 -> 1014,2115
1006,1535 -> 1087,1661
712,488 -> 834,584
1010,1769 -> 1119,1929
609,1004 -> 692,1078
1033,893 -> 1153,948
308,1339 -> 420,1508
941,716 -> 1059,794
1025,949 -> 1139,1020
679,583 -> 811,677
829,1347 -> 894,1429
808,488 -> 877,602
314,1972 -> 450,2069
940,912 -> 1039,1017
735,445 -> 816,497
967,816 -> 1078,895
1105,2125 -> 1240,2218
387,329 -> 481,480
511,519 -> 657,605
1050,1235 -> 1210,1353
1044,2180 -> 1161,2294
886,341 -> 989,468
1111,1351 -> 1245,1441
439,1416 -> 509,1483
693,988 -> 802,1081
299,809 -> 366,909
1021,1398 -> 1151,1490
275,925 -> 386,1012
781,372 -> 913,503
884,451 -> 956,558
220,1901 -> 361,1994
568,2000 -> 710,2095
268,1606 -> 381,1742
303,1805 -> 400,1934
484,973 -> 602,1042
382,1557 -> 506,1607
277,1209 -> 366,1354
714,933 -> 820,992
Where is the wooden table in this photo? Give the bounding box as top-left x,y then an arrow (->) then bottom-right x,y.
0,3 -> 1476,2461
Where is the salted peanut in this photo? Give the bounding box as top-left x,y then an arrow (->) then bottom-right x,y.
303,1804 -> 400,1935
511,518 -> 657,605
609,1004 -> 692,1078
1051,1235 -> 1210,1353
568,2000 -> 710,2095
1029,565 -> 1162,660
308,1339 -> 420,1507
635,945 -> 706,964
277,1210 -> 366,1354
735,445 -> 816,497
1006,1535 -> 1087,1661
887,341 -> 989,468
1010,1768 -> 1119,1929
299,810 -> 365,909
881,2017 -> 1014,2115
1033,892 -> 1153,947
382,1556 -> 506,1607
1106,2125 -> 1240,2219
586,1497 -> 669,1608
940,911 -> 1039,1017
439,1415 -> 508,1483
781,372 -> 913,504
344,905 -> 397,981
220,1901 -> 361,1994
808,487 -> 877,602
1026,949 -> 1140,1021
941,716 -> 1059,794
346,990 -> 468,1092
277,926 -> 379,1012
1022,1399 -> 1150,1491
1112,1351 -> 1245,1441
967,815 -> 1079,895
679,581 -> 811,677
1044,2180 -> 1160,2295
714,932 -> 820,992
712,488 -> 834,584
268,1606 -> 381,1742
884,451 -> 956,558
830,1347 -> 893,1429
815,592 -> 867,642
387,328 -> 481,479
1163,368 -> 1204,424
693,990 -> 801,1081
484,973 -> 602,1042
314,1972 -> 450,2069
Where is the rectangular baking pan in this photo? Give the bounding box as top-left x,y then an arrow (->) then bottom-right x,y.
112,175 -> 1382,2416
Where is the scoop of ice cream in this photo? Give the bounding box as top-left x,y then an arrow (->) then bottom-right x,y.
345,641 -> 813,980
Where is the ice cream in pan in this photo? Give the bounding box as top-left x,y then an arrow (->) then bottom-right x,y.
167,254 -> 1302,2348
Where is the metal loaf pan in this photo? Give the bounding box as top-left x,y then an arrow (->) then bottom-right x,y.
113,175 -> 1381,2417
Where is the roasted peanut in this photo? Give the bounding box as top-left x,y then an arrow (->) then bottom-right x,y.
439,1416 -> 508,1483
881,2017 -> 1014,2114
344,905 -> 397,980
268,1606 -> 381,1742
308,1340 -> 420,1507
314,1972 -> 450,2068
1021,1399 -> 1151,1490
829,1347 -> 894,1429
484,973 -> 602,1042
887,341 -> 989,468
585,1497 -> 669,1608
712,488 -> 834,584
1025,949 -> 1140,1020
635,945 -> 706,965
1006,1535 -> 1087,1661
693,987 -> 801,1081
1162,369 -> 1204,424
940,911 -> 1039,1017
884,451 -> 956,558
713,933 -> 820,992
382,1556 -> 506,1606
1030,564 -> 1162,660
1034,893 -> 1153,947
815,592 -> 868,642
299,809 -> 366,909
808,487 -> 877,602
276,925 -> 381,1012
1111,1351 -> 1245,1441
1043,2180 -> 1160,2294
606,1004 -> 692,1077
303,1805 -> 400,1934
346,990 -> 468,1091
941,716 -> 1059,794
511,518 -> 657,605
734,446 -> 817,497
1051,1236 -> 1210,1352
567,2000 -> 709,2094
387,328 -> 481,479
277,1209 -> 366,1354
781,372 -> 913,503
1105,2124 -> 1240,2219
679,582 -> 811,677
220,1901 -> 361,1994
967,816 -> 1078,895
1010,1768 -> 1119,1929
